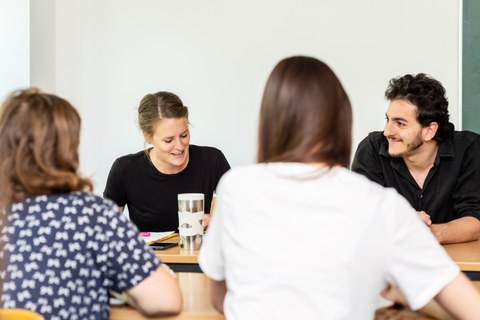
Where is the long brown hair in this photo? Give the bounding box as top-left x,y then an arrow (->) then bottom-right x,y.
0,88 -> 93,210
257,56 -> 352,168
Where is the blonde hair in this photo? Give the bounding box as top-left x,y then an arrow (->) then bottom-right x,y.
138,91 -> 189,138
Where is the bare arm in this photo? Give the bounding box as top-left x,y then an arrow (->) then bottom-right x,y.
382,273 -> 480,319
417,299 -> 455,320
430,216 -> 480,244
209,279 -> 227,314
125,264 -> 182,316
434,272 -> 480,319
381,284 -> 453,319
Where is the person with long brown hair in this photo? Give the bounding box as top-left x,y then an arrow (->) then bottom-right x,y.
0,89 -> 181,318
198,56 -> 480,319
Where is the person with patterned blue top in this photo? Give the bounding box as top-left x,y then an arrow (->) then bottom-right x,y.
0,89 -> 182,319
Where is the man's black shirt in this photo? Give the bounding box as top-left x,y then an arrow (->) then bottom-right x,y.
352,127 -> 480,223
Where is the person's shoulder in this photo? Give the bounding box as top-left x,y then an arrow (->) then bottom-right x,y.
453,130 -> 480,144
356,131 -> 385,148
345,169 -> 415,221
66,191 -> 119,215
354,131 -> 385,160
449,130 -> 480,156
190,144 -> 223,155
110,151 -> 148,173
189,145 -> 227,161
33,192 -> 120,222
336,167 -> 407,206
115,150 -> 146,163
215,164 -> 261,185
365,131 -> 385,143
336,166 -> 380,186
227,163 -> 261,175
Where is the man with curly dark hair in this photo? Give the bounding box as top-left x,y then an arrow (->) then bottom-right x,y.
352,73 -> 480,244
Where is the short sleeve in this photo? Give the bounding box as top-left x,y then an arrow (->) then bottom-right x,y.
199,177 -> 229,281
217,151 -> 231,177
104,158 -> 127,207
386,192 -> 459,310
212,149 -> 231,191
204,148 -> 231,214
99,201 -> 160,292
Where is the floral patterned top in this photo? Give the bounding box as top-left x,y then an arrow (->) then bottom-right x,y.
0,192 -> 160,319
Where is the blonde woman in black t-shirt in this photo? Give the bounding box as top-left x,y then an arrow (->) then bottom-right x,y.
104,91 -> 230,232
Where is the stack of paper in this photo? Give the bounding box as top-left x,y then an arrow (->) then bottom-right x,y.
141,231 -> 177,245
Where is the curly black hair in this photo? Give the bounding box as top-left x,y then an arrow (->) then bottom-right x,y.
385,73 -> 450,142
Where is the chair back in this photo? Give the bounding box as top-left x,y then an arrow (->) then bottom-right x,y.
0,309 -> 44,320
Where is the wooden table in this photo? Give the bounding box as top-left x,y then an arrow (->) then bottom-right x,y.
110,273 -> 479,320
154,237 -> 200,273
443,239 -> 480,280
378,282 -> 480,319
157,237 -> 480,277
110,273 -> 223,320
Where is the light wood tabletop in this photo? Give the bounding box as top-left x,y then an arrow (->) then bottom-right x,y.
443,239 -> 480,272
110,272 -> 223,320
154,237 -> 198,264
156,237 -> 480,273
110,274 -> 479,320
376,282 -> 480,320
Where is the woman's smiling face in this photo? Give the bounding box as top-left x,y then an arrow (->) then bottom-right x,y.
146,117 -> 190,174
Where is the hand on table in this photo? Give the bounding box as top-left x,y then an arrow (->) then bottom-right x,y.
374,307 -> 403,320
381,284 -> 409,307
416,211 -> 432,226
376,285 -> 408,320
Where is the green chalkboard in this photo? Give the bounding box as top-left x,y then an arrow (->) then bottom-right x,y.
463,0 -> 480,133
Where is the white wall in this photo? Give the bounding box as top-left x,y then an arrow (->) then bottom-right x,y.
0,0 -> 30,101
30,0 -> 55,92
30,0 -> 460,194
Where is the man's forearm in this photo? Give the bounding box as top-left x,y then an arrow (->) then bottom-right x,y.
430,216 -> 480,244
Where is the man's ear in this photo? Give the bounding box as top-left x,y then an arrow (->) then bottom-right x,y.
423,122 -> 439,141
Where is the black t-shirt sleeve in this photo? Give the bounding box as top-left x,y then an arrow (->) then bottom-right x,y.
199,147 -> 231,214
351,133 -> 386,186
103,158 -> 127,207
214,149 -> 231,189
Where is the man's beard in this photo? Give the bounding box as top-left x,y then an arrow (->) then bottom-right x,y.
388,132 -> 424,158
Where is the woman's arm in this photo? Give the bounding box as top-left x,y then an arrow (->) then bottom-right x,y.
382,273 -> 480,320
126,264 -> 182,316
209,279 -> 227,314
434,273 -> 480,319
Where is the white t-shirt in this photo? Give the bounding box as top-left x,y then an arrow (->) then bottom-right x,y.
199,163 -> 459,320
